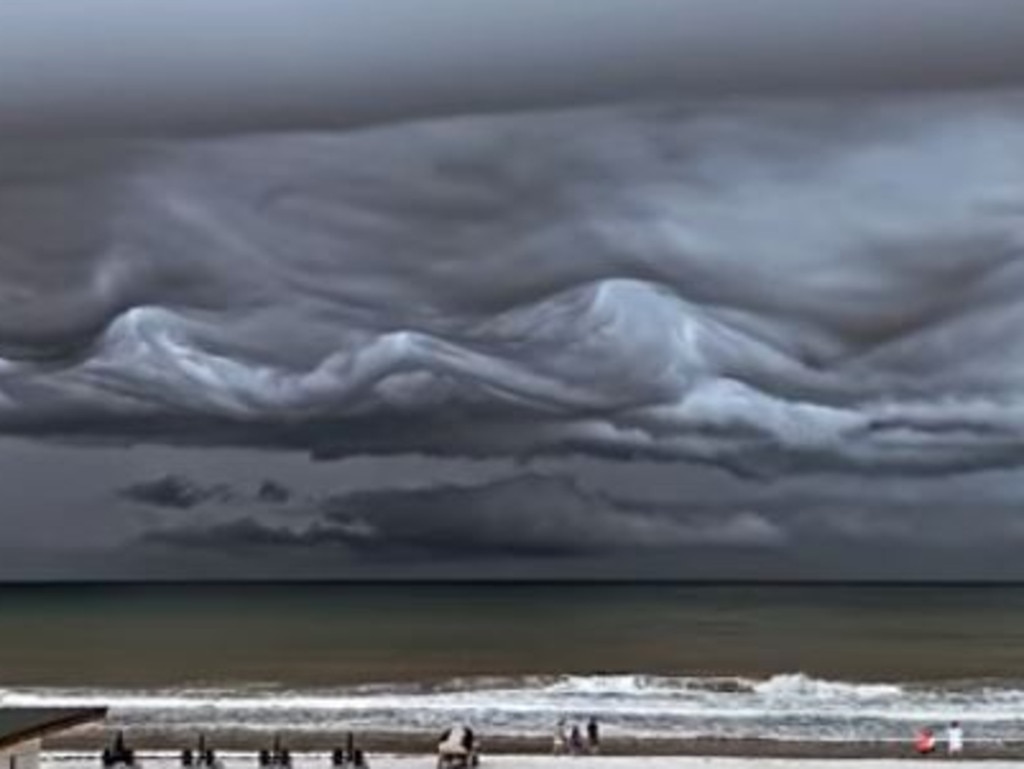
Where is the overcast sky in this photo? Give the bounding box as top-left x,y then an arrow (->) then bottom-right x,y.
3,4 -> 1024,580
4,0 -> 1024,136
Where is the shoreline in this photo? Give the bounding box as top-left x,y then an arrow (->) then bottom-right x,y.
42,731 -> 1024,760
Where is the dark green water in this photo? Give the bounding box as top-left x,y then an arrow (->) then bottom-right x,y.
3,582 -> 1024,686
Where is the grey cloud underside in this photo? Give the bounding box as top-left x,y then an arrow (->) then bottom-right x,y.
118,474 -> 234,509
136,470 -> 1024,570
117,473 -> 292,509
140,474 -> 785,559
5,95 -> 1024,475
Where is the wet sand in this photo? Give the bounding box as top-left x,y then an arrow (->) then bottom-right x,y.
38,752 -> 1024,769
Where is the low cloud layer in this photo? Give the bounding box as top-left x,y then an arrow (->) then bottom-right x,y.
119,474 -> 235,509
142,474 -> 784,560
4,95 -> 1024,479
133,467 -> 1024,579
119,474 -> 293,509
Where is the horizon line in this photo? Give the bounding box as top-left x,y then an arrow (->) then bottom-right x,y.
2,578 -> 1024,587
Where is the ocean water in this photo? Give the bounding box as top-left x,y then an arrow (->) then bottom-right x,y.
4,582 -> 1024,742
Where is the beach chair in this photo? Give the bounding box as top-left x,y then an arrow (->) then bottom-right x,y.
101,731 -> 139,769
183,735 -> 221,769
258,735 -> 292,768
333,732 -> 359,767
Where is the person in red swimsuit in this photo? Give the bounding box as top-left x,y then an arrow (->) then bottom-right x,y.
915,727 -> 936,756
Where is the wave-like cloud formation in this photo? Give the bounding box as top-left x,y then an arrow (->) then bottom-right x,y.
4,94 -> 1024,474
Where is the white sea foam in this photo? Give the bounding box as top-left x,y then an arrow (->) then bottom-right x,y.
4,674 -> 1024,742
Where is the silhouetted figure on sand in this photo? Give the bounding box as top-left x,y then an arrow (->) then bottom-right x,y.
586,718 -> 599,754
569,725 -> 584,756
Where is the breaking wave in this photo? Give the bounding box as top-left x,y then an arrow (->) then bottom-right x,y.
4,673 -> 1024,741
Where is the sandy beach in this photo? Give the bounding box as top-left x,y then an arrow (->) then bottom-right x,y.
39,753 -> 1024,769
39,732 -> 1024,761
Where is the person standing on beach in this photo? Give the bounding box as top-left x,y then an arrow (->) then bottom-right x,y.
586,717 -> 600,754
553,719 -> 568,755
947,721 -> 964,757
569,725 -> 584,756
914,727 -> 936,755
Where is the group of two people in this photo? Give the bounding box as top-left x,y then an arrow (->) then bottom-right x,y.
331,732 -> 369,768
915,721 -> 963,757
553,717 -> 599,756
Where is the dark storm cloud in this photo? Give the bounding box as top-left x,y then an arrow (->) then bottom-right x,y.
140,474 -> 784,559
3,0 -> 1024,137
143,518 -> 321,550
257,480 -> 292,504
132,465 -> 1024,580
322,475 -> 785,556
5,95 -> 1024,479
118,474 -> 294,509
118,474 -> 234,509
7,3 -> 1024,582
